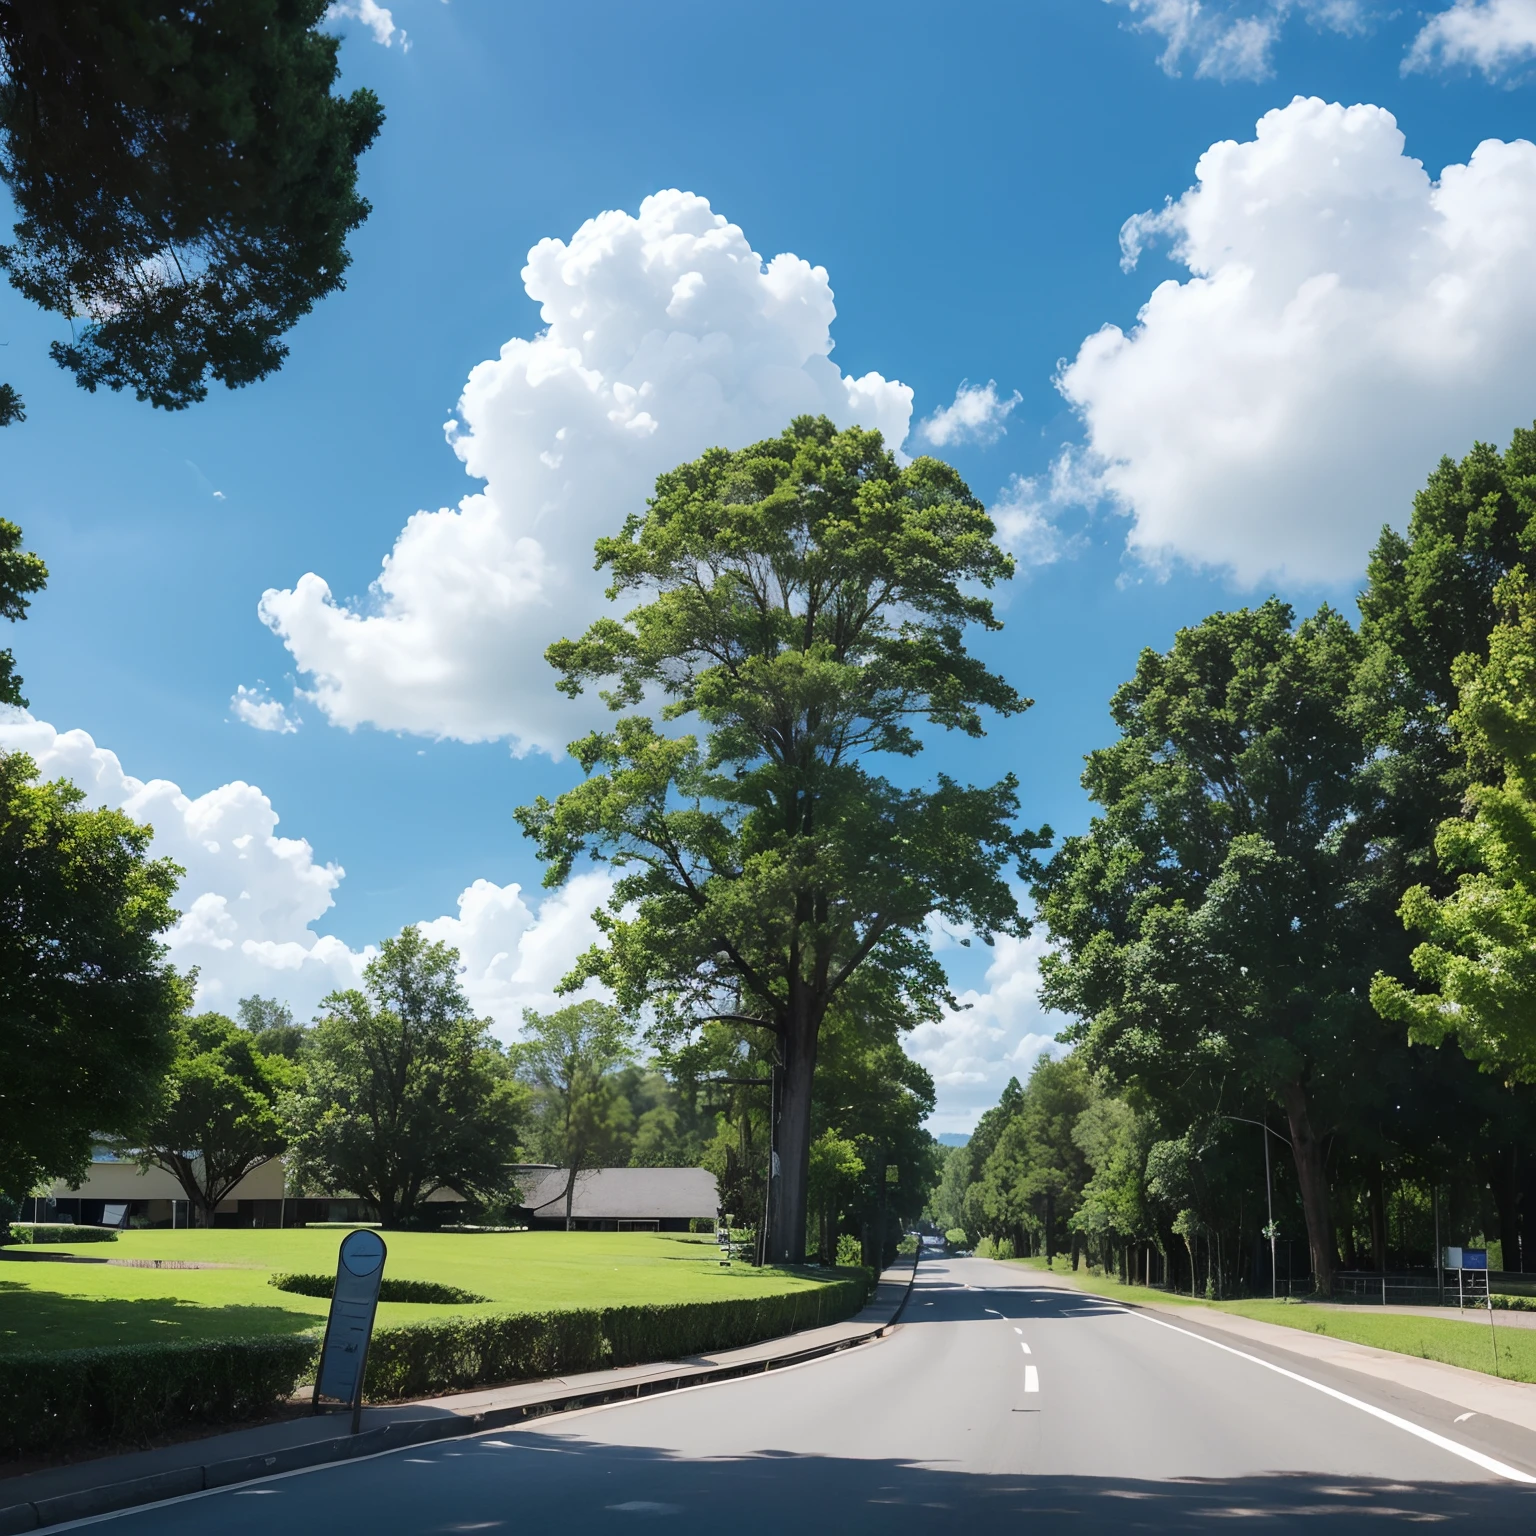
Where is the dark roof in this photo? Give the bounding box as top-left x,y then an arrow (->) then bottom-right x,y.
517,1166 -> 718,1220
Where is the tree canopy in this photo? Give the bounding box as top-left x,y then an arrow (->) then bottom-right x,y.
1374,568 -> 1536,1079
513,1000 -> 635,1229
284,929 -> 524,1227
0,0 -> 383,410
0,518 -> 45,708
127,1010 -> 296,1225
0,750 -> 183,1197
518,415 -> 1043,1262
1035,600 -> 1387,1294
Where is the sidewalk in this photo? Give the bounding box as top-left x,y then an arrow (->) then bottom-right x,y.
0,1257 -> 917,1533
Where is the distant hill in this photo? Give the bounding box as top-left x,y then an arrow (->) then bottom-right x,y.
936,1133 -> 970,1147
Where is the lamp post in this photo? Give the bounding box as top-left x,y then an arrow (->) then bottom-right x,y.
1220,1113 -> 1289,1299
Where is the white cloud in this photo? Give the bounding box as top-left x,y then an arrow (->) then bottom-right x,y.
1407,0 -> 1536,76
258,191 -> 913,755
1055,97 -> 1536,586
230,684 -> 299,735
324,0 -> 408,49
918,380 -> 1020,448
0,713 -> 610,1032
908,930 -> 1068,1135
1105,0 -> 1366,82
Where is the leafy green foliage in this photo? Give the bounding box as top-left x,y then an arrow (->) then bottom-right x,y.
237,993 -> 310,1060
0,517 -> 46,708
0,1334 -> 316,1453
0,751 -> 183,1198
359,1280 -> 868,1401
125,1011 -> 297,1225
0,1 -> 383,408
8,1223 -> 117,1244
1374,569 -> 1536,1078
1034,600 -> 1390,1293
513,1000 -> 635,1227
518,416 -> 1042,1261
284,929 -> 525,1227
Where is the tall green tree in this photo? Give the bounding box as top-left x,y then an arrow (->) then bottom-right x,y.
1036,601 -> 1386,1295
0,751 -> 183,1199
0,517 -> 45,708
517,415 -> 1042,1263
126,1011 -> 296,1225
513,1001 -> 634,1229
1374,569 -> 1536,1079
0,1 -> 383,410
284,929 -> 523,1227
237,994 -> 308,1061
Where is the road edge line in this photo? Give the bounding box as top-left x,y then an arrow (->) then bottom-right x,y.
1124,1307 -> 1536,1485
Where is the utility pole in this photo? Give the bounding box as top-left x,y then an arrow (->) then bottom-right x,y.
1263,1116 -> 1276,1301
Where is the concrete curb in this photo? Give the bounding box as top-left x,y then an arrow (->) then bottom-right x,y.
0,1256 -> 920,1532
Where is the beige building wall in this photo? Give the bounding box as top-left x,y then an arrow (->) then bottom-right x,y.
47,1155 -> 286,1208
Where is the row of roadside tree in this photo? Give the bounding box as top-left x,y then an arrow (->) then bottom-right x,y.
934,424 -> 1536,1298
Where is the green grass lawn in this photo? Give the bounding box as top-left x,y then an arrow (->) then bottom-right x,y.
0,1229 -> 851,1354
1005,1254 -> 1536,1383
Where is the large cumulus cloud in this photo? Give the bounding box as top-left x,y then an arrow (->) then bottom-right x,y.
0,713 -> 609,1028
259,190 -> 913,754
1058,97 -> 1536,585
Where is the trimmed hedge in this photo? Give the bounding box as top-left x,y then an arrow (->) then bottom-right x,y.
270,1272 -> 489,1305
0,1274 -> 871,1453
7,1223 -> 118,1244
363,1276 -> 871,1400
0,1336 -> 317,1454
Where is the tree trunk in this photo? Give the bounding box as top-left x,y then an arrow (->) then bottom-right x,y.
1367,1162 -> 1387,1272
564,1165 -> 577,1232
766,1007 -> 817,1264
1279,1080 -> 1335,1296
1489,1146 -> 1520,1272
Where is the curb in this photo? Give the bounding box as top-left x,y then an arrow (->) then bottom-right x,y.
0,1256 -> 920,1532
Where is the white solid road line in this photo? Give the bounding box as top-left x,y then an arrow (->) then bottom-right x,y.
1125,1308 -> 1536,1485
1023,1365 -> 1040,1393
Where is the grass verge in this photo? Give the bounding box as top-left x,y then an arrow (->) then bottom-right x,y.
0,1230 -> 854,1353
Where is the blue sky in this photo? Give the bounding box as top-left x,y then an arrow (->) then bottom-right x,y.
6,0 -> 1536,1129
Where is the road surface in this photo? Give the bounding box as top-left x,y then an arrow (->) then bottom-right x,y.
76,1255 -> 1536,1532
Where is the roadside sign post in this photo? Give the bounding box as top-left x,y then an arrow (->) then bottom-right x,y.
313,1229 -> 387,1434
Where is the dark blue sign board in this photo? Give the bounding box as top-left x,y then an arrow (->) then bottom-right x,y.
313,1229 -> 387,1432
1462,1248 -> 1489,1271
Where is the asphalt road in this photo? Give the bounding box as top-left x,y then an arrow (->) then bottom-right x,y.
76,1256 -> 1536,1532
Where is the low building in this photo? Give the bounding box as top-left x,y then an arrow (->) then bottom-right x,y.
31,1151 -> 461,1229
515,1166 -> 718,1232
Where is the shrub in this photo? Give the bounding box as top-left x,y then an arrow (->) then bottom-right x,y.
8,1223 -> 117,1244
896,1234 -> 919,1256
362,1278 -> 870,1401
996,1237 -> 1015,1260
0,1335 -> 317,1454
944,1228 -> 967,1248
835,1233 -> 862,1267
0,1278 -> 869,1452
269,1273 -> 489,1305
1490,1293 -> 1536,1312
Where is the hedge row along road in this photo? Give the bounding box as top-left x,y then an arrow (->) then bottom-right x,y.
72,1256 -> 1536,1533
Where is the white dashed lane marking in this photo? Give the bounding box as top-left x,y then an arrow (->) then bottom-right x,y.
1023,1366 -> 1040,1393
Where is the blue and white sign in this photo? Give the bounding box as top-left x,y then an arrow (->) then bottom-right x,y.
1462,1247 -> 1489,1271
314,1229 -> 387,1429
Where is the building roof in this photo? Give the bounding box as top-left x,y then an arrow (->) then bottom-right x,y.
516,1166 -> 718,1221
